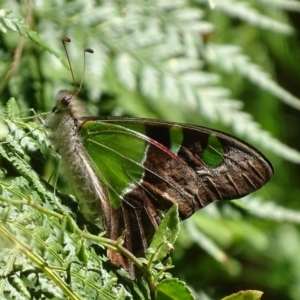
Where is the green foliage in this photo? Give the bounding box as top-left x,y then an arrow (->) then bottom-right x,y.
156,278 -> 195,300
147,204 -> 179,264
1,0 -> 300,299
222,290 -> 263,300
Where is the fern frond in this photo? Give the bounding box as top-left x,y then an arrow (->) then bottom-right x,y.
182,218 -> 231,265
0,189 -> 129,299
260,0 -> 300,12
0,9 -> 65,66
242,196 -> 300,223
205,44 -> 300,110
197,0 -> 294,34
0,9 -> 23,33
115,52 -> 138,91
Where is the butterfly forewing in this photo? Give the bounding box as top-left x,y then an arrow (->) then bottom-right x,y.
80,117 -> 273,213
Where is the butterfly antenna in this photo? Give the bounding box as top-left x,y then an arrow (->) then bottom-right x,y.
62,37 -> 77,94
75,47 -> 94,97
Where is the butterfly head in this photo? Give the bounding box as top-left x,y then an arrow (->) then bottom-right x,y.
52,90 -> 72,113
52,89 -> 87,118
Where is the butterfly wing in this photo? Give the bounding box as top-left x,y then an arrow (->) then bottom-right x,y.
79,117 -> 273,277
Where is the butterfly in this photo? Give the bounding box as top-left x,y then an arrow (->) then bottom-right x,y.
47,38 -> 273,279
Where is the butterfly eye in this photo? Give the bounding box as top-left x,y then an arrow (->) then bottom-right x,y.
61,95 -> 72,107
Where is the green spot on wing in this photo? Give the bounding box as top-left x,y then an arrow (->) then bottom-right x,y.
169,126 -> 183,154
202,134 -> 224,166
80,121 -> 148,209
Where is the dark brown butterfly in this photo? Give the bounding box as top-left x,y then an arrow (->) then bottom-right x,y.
48,38 -> 273,279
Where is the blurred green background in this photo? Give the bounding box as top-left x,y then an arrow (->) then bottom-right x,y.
1,0 -> 300,299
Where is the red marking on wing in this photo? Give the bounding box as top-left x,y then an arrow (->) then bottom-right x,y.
147,135 -> 183,162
